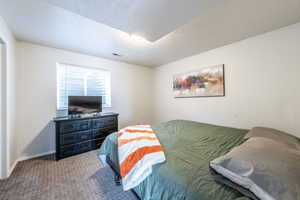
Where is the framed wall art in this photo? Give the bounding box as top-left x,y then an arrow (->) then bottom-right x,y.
173,64 -> 225,98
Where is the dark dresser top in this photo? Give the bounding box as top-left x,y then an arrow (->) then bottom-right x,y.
53,112 -> 119,122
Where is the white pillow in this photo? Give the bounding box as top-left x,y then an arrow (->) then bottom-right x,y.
210,137 -> 300,200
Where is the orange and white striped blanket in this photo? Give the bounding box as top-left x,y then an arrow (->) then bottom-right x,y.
117,125 -> 166,191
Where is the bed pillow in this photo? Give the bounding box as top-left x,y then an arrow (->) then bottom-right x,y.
210,167 -> 259,200
210,137 -> 300,200
244,127 -> 300,149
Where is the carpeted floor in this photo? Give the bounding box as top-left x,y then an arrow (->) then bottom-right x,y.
0,151 -> 138,200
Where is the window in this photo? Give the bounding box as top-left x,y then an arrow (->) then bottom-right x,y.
56,63 -> 111,110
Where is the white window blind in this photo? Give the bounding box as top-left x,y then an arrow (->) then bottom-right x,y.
57,63 -> 111,110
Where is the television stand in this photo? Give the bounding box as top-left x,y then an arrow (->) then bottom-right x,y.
53,112 -> 119,160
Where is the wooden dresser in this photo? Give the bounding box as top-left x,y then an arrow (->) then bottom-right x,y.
54,112 -> 118,160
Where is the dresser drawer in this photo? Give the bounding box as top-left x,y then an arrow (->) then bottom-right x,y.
60,141 -> 92,158
92,126 -> 117,139
60,132 -> 78,146
91,117 -> 116,129
60,130 -> 92,146
92,138 -> 105,149
77,141 -> 92,153
59,120 -> 91,134
77,130 -> 92,141
60,144 -> 78,157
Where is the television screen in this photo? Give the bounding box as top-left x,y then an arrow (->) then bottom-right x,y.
68,96 -> 102,115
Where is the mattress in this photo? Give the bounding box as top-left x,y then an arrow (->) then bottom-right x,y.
98,120 -> 251,200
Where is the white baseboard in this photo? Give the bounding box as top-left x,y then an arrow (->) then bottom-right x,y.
8,159 -> 18,177
7,151 -> 56,178
17,151 -> 56,162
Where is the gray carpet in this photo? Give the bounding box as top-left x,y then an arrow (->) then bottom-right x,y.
0,150 -> 138,200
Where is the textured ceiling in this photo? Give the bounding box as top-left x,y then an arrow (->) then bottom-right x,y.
45,0 -> 222,42
0,0 -> 300,67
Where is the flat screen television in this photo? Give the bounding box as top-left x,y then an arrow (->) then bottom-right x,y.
68,96 -> 102,115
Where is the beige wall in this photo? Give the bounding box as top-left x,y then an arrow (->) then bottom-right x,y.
0,16 -> 18,179
153,22 -> 300,138
16,41 -> 154,160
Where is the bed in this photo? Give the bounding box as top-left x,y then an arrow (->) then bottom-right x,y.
98,120 -> 250,200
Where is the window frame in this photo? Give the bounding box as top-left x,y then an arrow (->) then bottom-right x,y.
56,62 -> 112,111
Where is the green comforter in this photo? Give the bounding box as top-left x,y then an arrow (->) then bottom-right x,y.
99,120 -> 250,200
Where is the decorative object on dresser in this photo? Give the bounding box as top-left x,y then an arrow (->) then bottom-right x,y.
54,112 -> 118,160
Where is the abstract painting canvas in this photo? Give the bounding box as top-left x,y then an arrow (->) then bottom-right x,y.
173,64 -> 225,98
